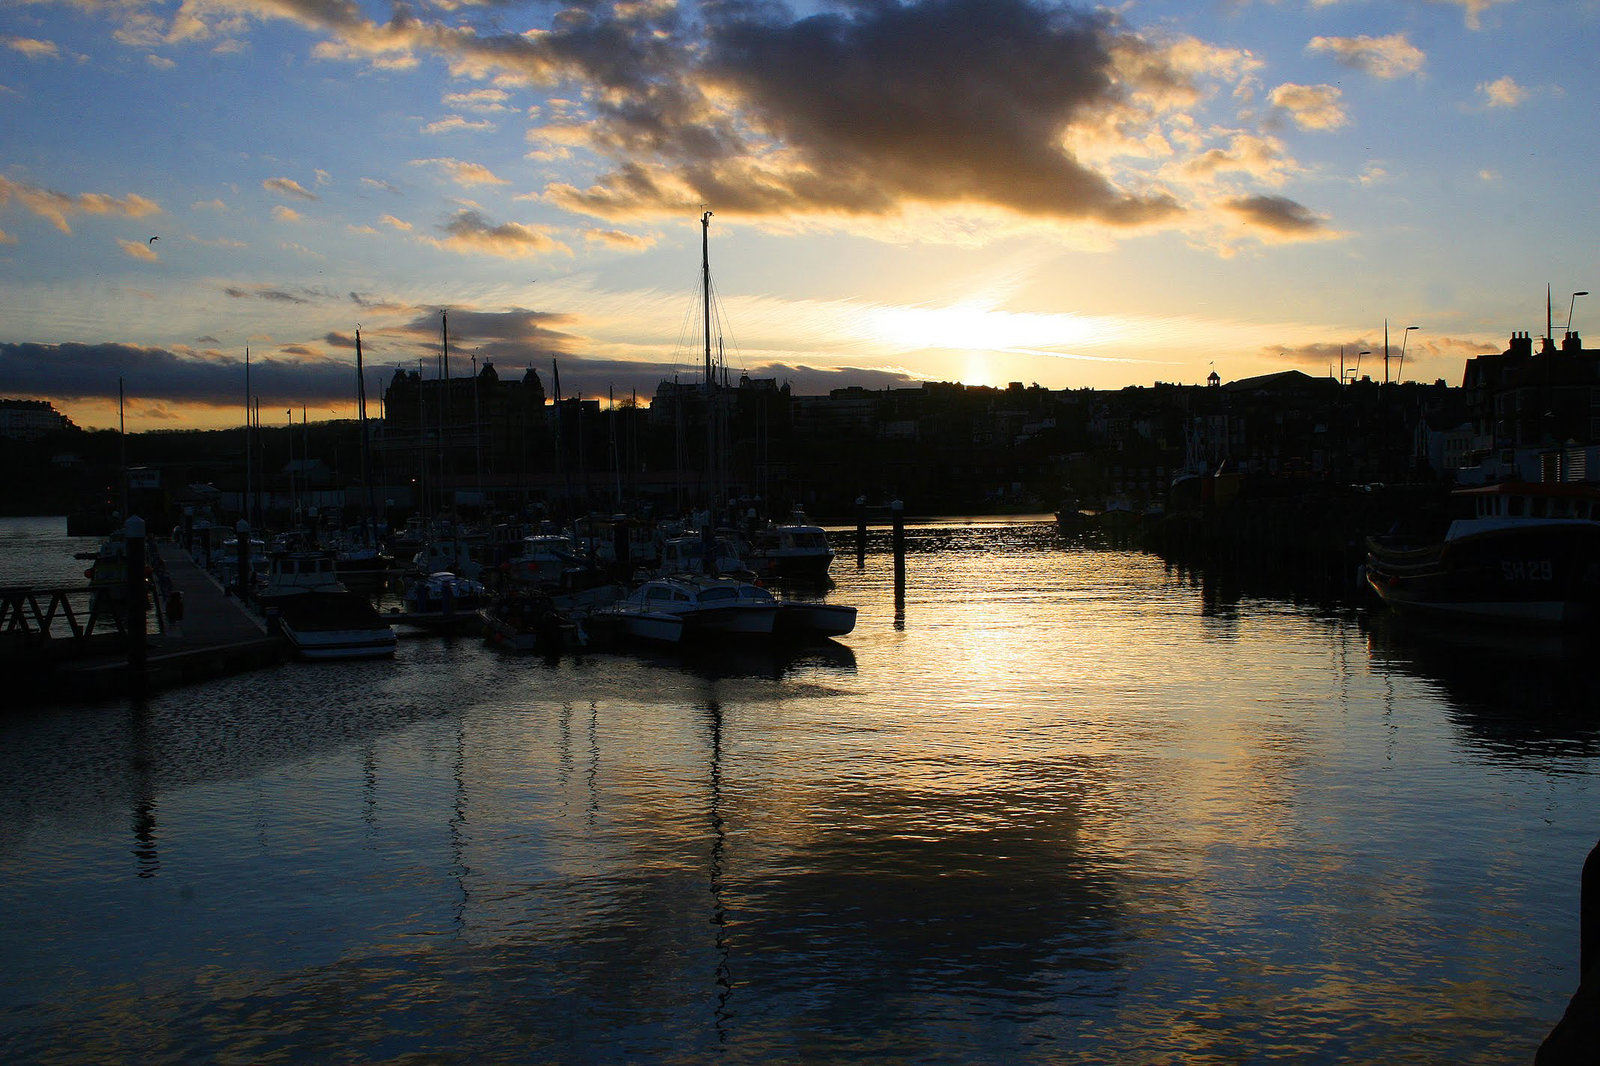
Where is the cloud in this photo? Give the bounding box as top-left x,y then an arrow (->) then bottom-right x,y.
272,205 -> 303,223
361,177 -> 401,194
0,176 -> 161,234
426,209 -> 568,258
118,237 -> 160,261
190,234 -> 248,248
1433,0 -> 1514,31
0,341 -> 359,406
583,227 -> 656,250
4,35 -> 60,60
1179,134 -> 1294,187
422,115 -> 495,135
224,285 -> 314,304
537,0 -> 1181,226
411,157 -> 509,187
1267,83 -> 1347,131
1221,194 -> 1331,237
1306,34 -> 1425,79
1476,75 -> 1528,109
262,177 -> 318,201
126,0 -> 1327,248
443,88 -> 512,113
380,214 -> 413,231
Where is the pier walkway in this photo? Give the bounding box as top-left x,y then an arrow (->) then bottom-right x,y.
46,543 -> 283,703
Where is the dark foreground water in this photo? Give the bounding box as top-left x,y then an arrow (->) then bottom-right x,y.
1,515 -> 1596,1064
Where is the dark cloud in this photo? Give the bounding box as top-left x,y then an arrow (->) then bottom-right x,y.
701,0 -> 1175,222
432,209 -> 565,257
745,362 -> 920,394
528,356 -> 920,404
1,341 -> 921,413
1222,194 -> 1326,235
386,307 -> 583,369
543,0 -> 1179,224
0,341 -> 360,407
224,285 -> 314,303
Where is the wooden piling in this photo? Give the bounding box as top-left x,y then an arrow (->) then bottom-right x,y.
124,516 -> 147,695
855,495 -> 867,568
891,499 -> 905,608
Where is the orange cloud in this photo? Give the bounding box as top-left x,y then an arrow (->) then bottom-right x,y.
0,176 -> 160,234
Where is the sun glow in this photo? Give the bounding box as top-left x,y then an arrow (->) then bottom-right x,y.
862,302 -> 1105,357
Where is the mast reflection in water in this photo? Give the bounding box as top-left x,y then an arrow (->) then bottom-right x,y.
0,514 -> 1595,1063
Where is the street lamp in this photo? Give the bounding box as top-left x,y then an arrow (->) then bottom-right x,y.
1566,291 -> 1589,334
1397,326 -> 1419,381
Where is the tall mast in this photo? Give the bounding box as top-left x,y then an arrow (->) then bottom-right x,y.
118,377 -> 128,518
701,210 -> 715,516
244,347 -> 252,527
439,311 -> 449,520
355,328 -> 375,546
702,211 -> 714,386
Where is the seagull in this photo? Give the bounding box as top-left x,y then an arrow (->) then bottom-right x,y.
148,236 -> 159,243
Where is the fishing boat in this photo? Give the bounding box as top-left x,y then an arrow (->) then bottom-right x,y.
254,549 -> 395,657
256,549 -> 346,604
1364,481 -> 1600,625
274,590 -> 396,660
743,508 -> 836,583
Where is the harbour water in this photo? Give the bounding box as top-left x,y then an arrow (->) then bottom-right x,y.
1,514 -> 1595,1063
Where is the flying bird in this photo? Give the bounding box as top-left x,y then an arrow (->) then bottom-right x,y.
148,236 -> 159,243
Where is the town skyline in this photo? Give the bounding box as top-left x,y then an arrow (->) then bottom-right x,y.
3,0 -> 1596,432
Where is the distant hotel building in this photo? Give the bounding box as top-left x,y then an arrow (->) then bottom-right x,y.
0,399 -> 73,440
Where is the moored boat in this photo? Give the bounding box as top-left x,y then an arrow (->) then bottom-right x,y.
774,598 -> 857,638
479,589 -> 585,654
399,571 -> 489,632
1364,481 -> 1600,625
591,574 -> 778,644
743,508 -> 836,583
273,590 -> 396,660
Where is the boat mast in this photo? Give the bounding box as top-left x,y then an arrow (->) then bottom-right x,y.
356,327 -> 375,547
118,377 -> 128,519
439,310 -> 449,525
244,348 -> 253,528
701,210 -> 716,519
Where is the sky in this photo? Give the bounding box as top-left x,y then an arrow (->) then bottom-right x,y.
2,0 -> 1598,431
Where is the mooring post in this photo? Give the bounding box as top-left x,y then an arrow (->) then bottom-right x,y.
891,498 -> 905,608
235,520 -> 251,602
1582,838 -> 1600,979
855,495 -> 867,568
124,515 -> 147,693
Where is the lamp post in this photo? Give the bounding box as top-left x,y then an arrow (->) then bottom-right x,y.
1397,326 -> 1419,381
1567,291 -> 1589,335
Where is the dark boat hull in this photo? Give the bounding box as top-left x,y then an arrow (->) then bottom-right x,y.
1365,524 -> 1600,624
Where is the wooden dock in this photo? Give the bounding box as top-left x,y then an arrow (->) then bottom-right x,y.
19,542 -> 284,704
